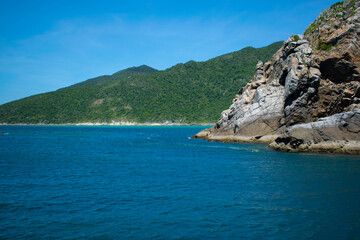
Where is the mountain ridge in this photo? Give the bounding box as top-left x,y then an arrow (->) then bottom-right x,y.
0,41 -> 283,124
63,65 -> 158,89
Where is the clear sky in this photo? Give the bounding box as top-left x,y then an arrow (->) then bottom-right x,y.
0,0 -> 338,105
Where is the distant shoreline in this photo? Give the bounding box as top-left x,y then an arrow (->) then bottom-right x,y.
0,122 -> 214,126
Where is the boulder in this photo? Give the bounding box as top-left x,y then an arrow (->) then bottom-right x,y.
269,109 -> 360,154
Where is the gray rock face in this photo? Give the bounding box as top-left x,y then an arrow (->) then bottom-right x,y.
203,35 -> 315,139
269,109 -> 360,154
215,57 -> 285,137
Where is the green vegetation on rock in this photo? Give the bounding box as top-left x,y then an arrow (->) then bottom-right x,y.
304,0 -> 358,51
0,41 -> 283,124
304,0 -> 357,35
293,35 -> 300,42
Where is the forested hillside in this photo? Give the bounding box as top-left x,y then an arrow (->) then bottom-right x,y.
0,41 -> 283,124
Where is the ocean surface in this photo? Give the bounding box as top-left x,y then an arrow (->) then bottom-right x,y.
0,126 -> 360,240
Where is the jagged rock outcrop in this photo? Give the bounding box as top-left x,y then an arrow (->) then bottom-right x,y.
269,109 -> 360,154
192,0 -> 360,153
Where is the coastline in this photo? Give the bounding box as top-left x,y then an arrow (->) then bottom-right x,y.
269,140 -> 360,155
193,133 -> 360,155
191,127 -> 360,155
0,121 -> 214,126
191,127 -> 279,143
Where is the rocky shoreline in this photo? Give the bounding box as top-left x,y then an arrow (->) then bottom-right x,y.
1,122 -> 214,126
192,0 -> 360,154
269,109 -> 360,154
191,128 -> 278,143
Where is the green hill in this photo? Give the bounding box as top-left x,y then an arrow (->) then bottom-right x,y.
0,41 -> 283,124
63,65 -> 158,89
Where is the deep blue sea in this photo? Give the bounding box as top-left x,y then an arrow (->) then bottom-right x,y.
0,126 -> 360,239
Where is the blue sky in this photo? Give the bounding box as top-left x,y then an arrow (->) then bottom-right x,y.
0,0 -> 338,104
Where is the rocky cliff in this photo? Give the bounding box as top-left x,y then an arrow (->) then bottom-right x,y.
192,0 -> 360,154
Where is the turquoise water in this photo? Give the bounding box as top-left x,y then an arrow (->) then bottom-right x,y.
0,126 -> 360,239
